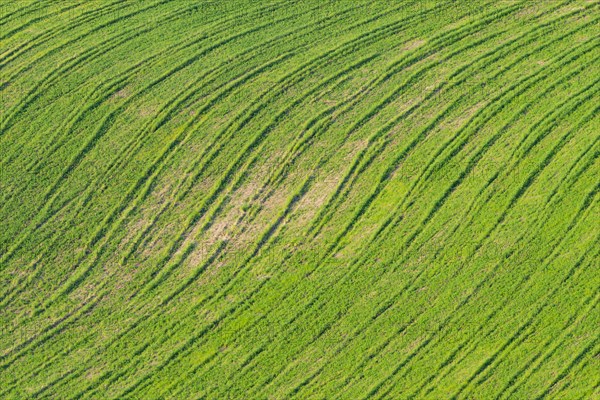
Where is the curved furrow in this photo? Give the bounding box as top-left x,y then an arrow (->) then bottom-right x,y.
3,1 -> 598,397
406,130 -> 600,399
115,0 -> 445,267
118,173 -> 318,399
1,3 -> 408,392
2,51 -> 288,309
227,14 -> 596,396
0,0 -> 129,68
0,0 -> 289,137
364,30 -> 598,262
0,0 -> 324,354
0,19 -> 370,396
1,0 -> 360,244
0,51 -> 296,365
0,0 -> 288,87
444,160 -> 600,398
3,1 -> 268,171
353,79 -> 599,400
64,18 -> 426,400
0,0 -> 85,42
354,43 -> 592,304
304,98 -> 600,398
219,40 -> 564,400
152,85 -> 408,397
0,0 -> 175,129
0,0 -> 364,310
396,51 -> 598,260
0,1 -> 320,270
0,0 -> 494,262
306,0 -> 578,241
129,51 -> 380,300
130,3 -> 568,396
411,81 -> 598,272
288,35 -> 600,400
497,291 -> 600,399
116,5 -> 524,388
169,3 -> 584,390
0,1 -> 290,177
110,0 -> 449,306
92,0 -> 379,266
136,57 -> 378,300
62,3 -> 488,394
373,21 -> 596,243
144,19 -> 596,400
309,1 -> 568,239
0,1 -> 53,28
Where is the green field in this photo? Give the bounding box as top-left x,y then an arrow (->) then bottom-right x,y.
1,1 -> 599,398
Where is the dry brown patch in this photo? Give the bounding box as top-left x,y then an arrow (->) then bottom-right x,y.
111,88 -> 130,100
139,106 -> 157,117
403,39 -> 425,51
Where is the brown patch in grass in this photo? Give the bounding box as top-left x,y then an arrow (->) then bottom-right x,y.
111,88 -> 130,100
403,39 -> 425,51
139,106 -> 157,117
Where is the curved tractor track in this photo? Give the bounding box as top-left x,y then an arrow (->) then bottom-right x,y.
1,1 -> 598,399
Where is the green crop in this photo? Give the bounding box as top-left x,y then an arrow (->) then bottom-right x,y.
1,1 -> 598,398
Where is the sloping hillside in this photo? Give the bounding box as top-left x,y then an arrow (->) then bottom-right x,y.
1,1 -> 599,398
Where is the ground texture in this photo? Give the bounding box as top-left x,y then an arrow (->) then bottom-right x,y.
1,1 -> 599,398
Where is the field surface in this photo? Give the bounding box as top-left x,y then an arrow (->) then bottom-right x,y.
1,1 -> 599,398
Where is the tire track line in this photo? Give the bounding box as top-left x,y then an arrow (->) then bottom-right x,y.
7,4 -> 406,396
251,12 -> 592,396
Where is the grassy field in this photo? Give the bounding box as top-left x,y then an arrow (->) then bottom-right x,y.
1,0 -> 599,398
